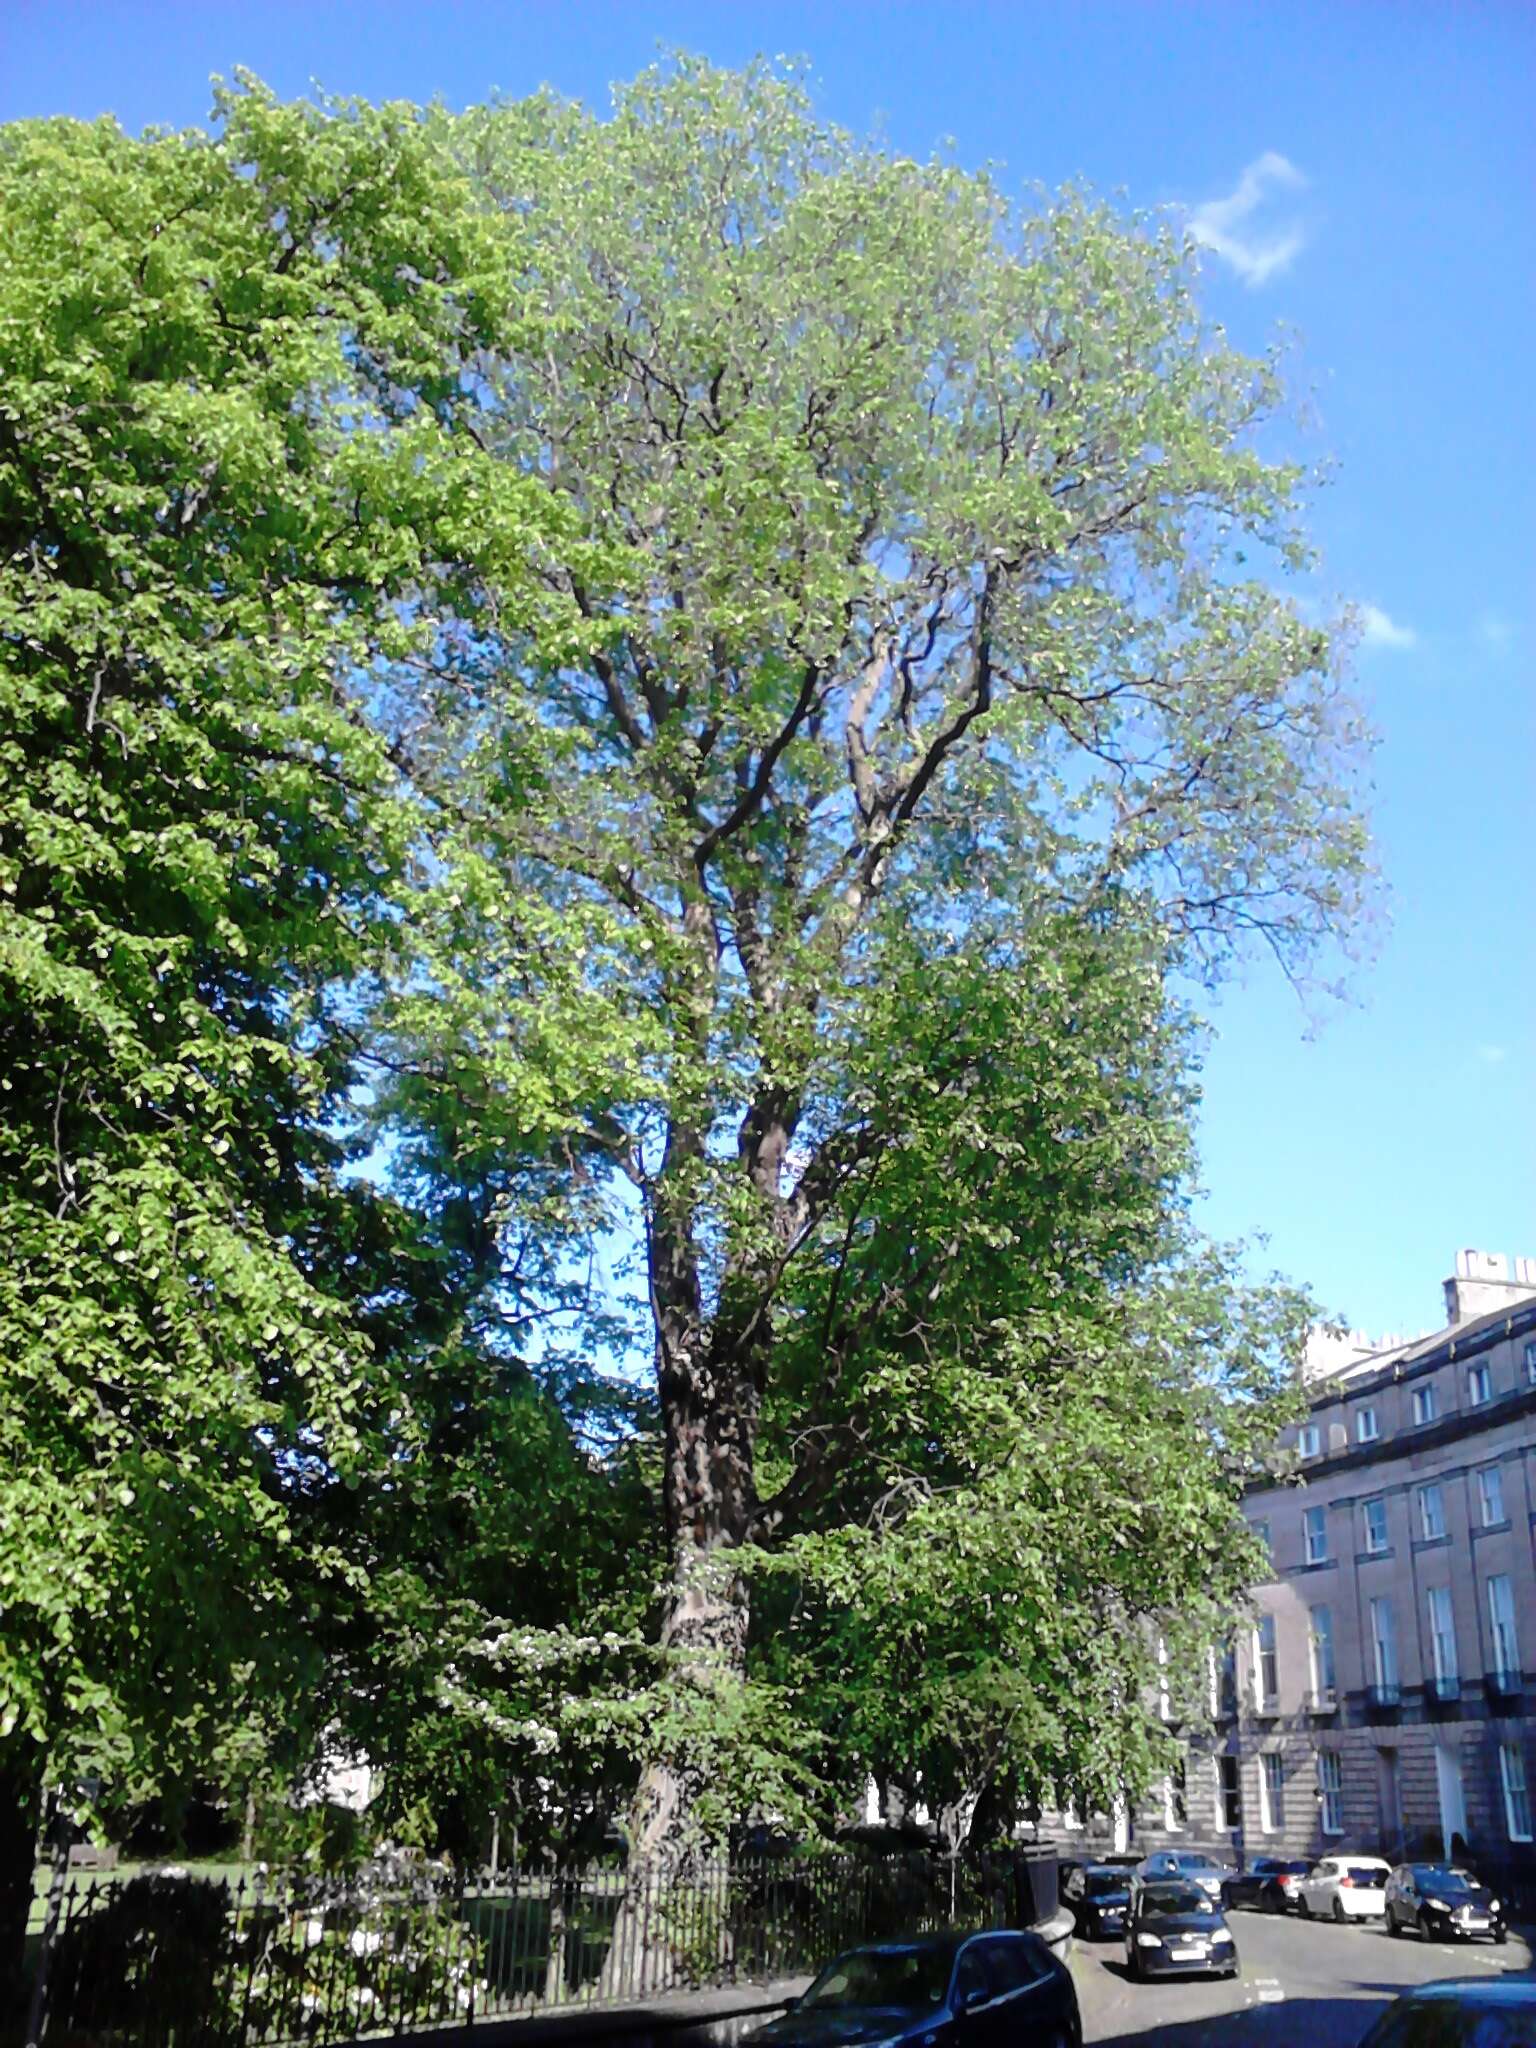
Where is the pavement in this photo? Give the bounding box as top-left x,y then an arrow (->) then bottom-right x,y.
1070,1904 -> 1535,2046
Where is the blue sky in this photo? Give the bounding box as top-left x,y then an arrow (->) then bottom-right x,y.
5,1 -> 1530,1336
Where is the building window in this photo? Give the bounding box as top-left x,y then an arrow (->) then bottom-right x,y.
1298,1424 -> 1320,1458
1369,1597 -> 1398,1693
1217,1755 -> 1242,1830
1317,1752 -> 1344,1835
1413,1384 -> 1437,1426
1253,1520 -> 1271,1560
1164,1757 -> 1187,1832
1417,1484 -> 1445,1541
1468,1363 -> 1492,1408
1427,1586 -> 1458,1684
1362,1497 -> 1389,1555
1478,1466 -> 1505,1527
1258,1753 -> 1285,1833
1525,1339 -> 1536,1386
1356,1405 -> 1380,1443
1304,1505 -> 1329,1564
1501,1746 -> 1533,1843
1212,1642 -> 1238,1719
1253,1613 -> 1279,1708
1310,1606 -> 1337,1698
1488,1575 -> 1520,1686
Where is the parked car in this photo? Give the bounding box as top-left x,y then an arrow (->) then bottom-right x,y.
1061,1864 -> 1133,1940
1224,1857 -> 1311,1913
1296,1854 -> 1392,1921
1355,1976 -> 1536,2045
748,1931 -> 1081,2048
1384,1865 -> 1507,1945
1135,1850 -> 1235,1906
1124,1879 -> 1239,1981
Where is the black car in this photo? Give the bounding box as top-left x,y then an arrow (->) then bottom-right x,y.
748,1931 -> 1081,2048
1384,1864 -> 1508,1945
1124,1880 -> 1239,1981
1356,1976 -> 1536,2045
1224,1857 -> 1311,1913
1062,1864 -> 1133,1940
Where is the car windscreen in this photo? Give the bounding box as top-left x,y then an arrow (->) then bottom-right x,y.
801,1948 -> 950,2011
1086,1873 -> 1128,1897
1174,1856 -> 1219,1872
1141,1884 -> 1208,1915
1413,1868 -> 1478,1895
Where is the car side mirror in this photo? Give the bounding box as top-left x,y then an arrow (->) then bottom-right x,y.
961,1986 -> 988,2013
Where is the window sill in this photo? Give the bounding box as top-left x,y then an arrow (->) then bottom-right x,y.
1473,1520 -> 1512,1537
1412,1535 -> 1450,1552
1359,1547 -> 1395,1564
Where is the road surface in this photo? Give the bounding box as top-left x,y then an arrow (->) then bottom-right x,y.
1071,1903 -> 1534,2046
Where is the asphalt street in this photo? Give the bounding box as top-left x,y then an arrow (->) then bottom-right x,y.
1070,1905 -> 1535,2047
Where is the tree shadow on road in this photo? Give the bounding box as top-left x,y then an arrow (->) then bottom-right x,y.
1087,1990 -> 1392,2047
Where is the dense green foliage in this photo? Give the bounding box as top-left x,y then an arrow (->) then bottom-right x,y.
0,78 -> 574,1944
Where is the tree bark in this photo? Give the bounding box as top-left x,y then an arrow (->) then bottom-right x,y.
0,1744 -> 44,2021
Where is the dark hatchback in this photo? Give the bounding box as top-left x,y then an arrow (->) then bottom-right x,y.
747,1931 -> 1080,2048
1356,1977 -> 1536,2046
1124,1881 -> 1239,1981
1225,1857 -> 1311,1913
1062,1865 -> 1133,1940
1385,1865 -> 1508,1945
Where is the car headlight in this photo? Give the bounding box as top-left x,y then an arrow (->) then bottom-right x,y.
1135,1932 -> 1163,1948
1491,1899 -> 1501,1914
1212,1931 -> 1233,1944
1426,1898 -> 1449,1912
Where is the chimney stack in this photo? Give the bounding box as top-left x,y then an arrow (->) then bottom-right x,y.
1443,1249 -> 1536,1327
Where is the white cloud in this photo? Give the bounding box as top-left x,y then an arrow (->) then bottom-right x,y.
1477,613 -> 1515,656
1359,603 -> 1417,652
1475,1044 -> 1508,1067
1189,152 -> 1308,286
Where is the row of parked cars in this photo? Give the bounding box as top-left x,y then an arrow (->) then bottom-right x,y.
1056,1846 -> 1514,2016
1063,1848 -> 1509,1950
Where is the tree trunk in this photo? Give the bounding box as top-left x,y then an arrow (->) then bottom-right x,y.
0,1745 -> 44,2022
626,1338 -> 757,1868
602,1192 -> 764,1995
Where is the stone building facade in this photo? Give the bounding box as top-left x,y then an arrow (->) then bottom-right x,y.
1072,1253 -> 1536,1887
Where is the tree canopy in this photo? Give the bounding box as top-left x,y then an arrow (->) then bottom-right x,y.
0,55 -> 1372,1951
369,56 -> 1366,1865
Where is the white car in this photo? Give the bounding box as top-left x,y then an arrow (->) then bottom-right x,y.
1296,1854 -> 1392,1921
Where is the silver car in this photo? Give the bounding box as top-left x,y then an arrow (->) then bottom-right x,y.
1134,1850 -> 1236,1907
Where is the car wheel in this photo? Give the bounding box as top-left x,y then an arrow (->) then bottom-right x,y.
1418,1911 -> 1436,1942
1298,1894 -> 1311,1918
1388,1911 -> 1402,1938
1268,1889 -> 1285,1914
1332,1897 -> 1346,1924
1495,1931 -> 1508,1947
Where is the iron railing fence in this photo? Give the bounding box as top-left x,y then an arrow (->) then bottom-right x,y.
30,1850 -> 1040,2047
